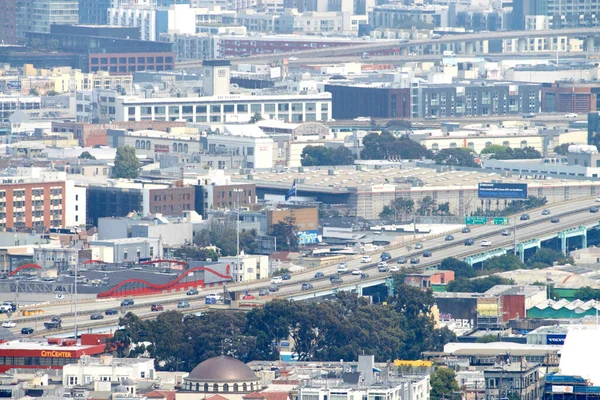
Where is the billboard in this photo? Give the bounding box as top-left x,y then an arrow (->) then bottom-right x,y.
546,334 -> 566,345
478,183 -> 528,199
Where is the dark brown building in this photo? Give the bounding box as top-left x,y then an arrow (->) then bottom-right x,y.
542,82 -> 600,113
89,53 -> 175,75
149,186 -> 195,216
325,84 -> 411,120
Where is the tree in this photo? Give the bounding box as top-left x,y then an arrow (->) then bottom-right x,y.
417,196 -> 435,216
483,254 -> 524,273
437,202 -> 451,215
476,334 -> 499,343
574,286 -> 600,301
361,131 -> 431,160
430,367 -> 460,400
447,276 -> 515,293
193,220 -> 257,256
301,146 -> 354,166
47,90 -> 59,96
481,144 -> 507,155
249,112 -> 263,124
440,258 -> 476,279
113,145 -> 141,179
380,198 -> 414,222
554,143 -> 573,156
434,148 -> 479,168
512,146 -> 541,159
527,248 -> 571,267
484,145 -> 541,160
270,217 -> 298,251
79,151 -> 96,160
29,89 -> 40,96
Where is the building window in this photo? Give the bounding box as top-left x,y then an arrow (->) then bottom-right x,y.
213,384 -> 219,392
223,384 -> 229,392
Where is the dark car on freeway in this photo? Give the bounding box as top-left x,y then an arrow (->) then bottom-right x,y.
21,327 -> 34,335
520,214 -> 530,220
464,239 -> 474,246
381,252 -> 392,261
423,251 -> 433,257
462,227 -> 471,233
301,283 -> 314,291
314,271 -> 324,278
397,257 -> 407,264
551,217 -> 560,223
105,308 -> 118,315
445,235 -> 454,241
591,207 -> 599,213
410,257 -> 420,264
187,289 -> 199,295
542,209 -> 550,215
282,273 -> 292,280
90,313 -> 104,320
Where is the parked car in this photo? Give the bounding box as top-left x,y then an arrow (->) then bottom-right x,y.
462,227 -> 471,233
381,252 -> 392,261
351,269 -> 362,275
397,257 -> 407,264
410,257 -> 420,264
187,289 -> 199,295
481,240 -> 492,247
301,283 -> 314,291
151,304 -> 164,312
105,308 -> 118,315
2,321 -> 15,328
502,229 -> 511,236
270,276 -> 283,284
120,299 -> 134,307
551,217 -> 560,223
542,209 -> 551,215
520,214 -> 530,221
464,239 -> 474,246
21,327 -> 34,335
314,271 -> 325,278
445,235 -> 454,241
389,266 -> 400,272
361,256 -> 372,263
90,313 -> 104,320
281,273 -> 291,280
423,251 -> 433,257
415,243 -> 423,249
177,301 -> 190,309
337,263 -> 349,273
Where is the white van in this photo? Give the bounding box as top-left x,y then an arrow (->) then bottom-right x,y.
270,276 -> 283,284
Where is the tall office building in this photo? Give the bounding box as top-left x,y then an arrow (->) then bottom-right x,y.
79,0 -> 111,25
16,0 -> 79,42
513,0 -> 599,29
0,0 -> 18,44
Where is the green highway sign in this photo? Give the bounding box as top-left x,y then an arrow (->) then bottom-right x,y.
466,216 -> 487,225
493,217 -> 510,225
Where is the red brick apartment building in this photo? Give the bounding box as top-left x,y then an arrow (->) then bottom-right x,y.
0,181 -> 66,231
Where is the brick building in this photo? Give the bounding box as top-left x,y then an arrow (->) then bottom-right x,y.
266,207 -> 319,233
541,82 -> 600,114
0,180 -> 66,231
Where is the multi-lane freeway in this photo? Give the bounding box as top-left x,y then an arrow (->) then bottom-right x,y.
176,27 -> 600,68
4,196 -> 600,338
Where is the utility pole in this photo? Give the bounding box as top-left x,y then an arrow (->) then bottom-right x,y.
234,188 -> 243,282
513,216 -> 517,256
74,262 -> 78,341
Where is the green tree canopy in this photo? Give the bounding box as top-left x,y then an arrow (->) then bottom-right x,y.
379,198 -> 415,222
554,143 -> 573,156
447,276 -> 515,293
270,217 -> 298,251
574,286 -> 600,301
430,367 -> 460,400
440,258 -> 476,279
434,148 -> 479,168
113,145 -> 141,179
483,145 -> 541,160
194,220 -> 257,256
361,131 -> 432,160
301,146 -> 355,166
79,151 -> 96,160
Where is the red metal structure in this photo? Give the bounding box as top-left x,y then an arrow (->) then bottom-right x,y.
9,264 -> 41,277
82,260 -> 107,265
96,265 -> 231,298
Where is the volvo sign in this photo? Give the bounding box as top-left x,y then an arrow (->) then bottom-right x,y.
478,183 -> 528,199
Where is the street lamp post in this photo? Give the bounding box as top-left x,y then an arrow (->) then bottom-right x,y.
233,188 -> 243,282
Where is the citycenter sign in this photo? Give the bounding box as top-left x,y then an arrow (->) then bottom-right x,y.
40,350 -> 72,358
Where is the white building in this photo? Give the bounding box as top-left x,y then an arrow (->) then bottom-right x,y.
34,246 -> 78,271
205,127 -> 274,169
65,180 -> 87,228
107,128 -> 204,162
219,253 -> 269,282
63,354 -> 156,386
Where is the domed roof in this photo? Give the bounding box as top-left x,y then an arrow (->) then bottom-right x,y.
187,356 -> 258,383
122,378 -> 135,386
114,384 -> 128,393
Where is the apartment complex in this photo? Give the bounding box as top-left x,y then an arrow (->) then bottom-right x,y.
513,0 -> 600,29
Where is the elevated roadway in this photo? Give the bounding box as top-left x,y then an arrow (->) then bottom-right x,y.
4,196 -> 600,338
176,27 -> 600,68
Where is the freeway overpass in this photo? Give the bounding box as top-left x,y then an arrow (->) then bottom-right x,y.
5,196 -> 600,338
176,27 -> 600,69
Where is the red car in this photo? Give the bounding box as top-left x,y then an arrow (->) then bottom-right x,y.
242,295 -> 255,300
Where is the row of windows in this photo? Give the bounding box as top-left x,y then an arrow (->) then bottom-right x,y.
430,140 -> 528,150
131,102 -> 328,116
91,56 -> 173,65
185,382 -> 256,392
0,356 -> 73,366
153,193 -> 192,202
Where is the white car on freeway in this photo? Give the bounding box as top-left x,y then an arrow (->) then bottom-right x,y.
361,256 -> 372,263
2,321 -> 15,328
565,113 -> 578,118
389,266 -> 400,272
481,240 -> 492,247
270,276 -> 283,284
337,263 -> 349,273
351,269 -> 362,275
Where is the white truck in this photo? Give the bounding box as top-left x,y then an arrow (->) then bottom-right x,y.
443,50 -> 456,57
